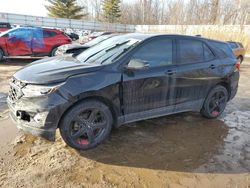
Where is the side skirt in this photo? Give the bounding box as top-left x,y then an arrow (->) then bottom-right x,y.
117,99 -> 204,127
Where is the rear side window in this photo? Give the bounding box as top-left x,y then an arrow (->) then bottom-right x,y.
178,39 -> 215,64
131,38 -> 173,67
209,41 -> 235,59
43,30 -> 57,37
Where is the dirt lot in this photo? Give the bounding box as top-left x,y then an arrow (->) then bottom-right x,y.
0,59 -> 250,188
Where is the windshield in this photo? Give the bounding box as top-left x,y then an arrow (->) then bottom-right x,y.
77,36 -> 141,65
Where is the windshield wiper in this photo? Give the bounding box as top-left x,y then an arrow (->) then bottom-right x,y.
80,42 -> 127,63
81,49 -> 104,63
104,41 -> 129,53
100,42 -> 140,64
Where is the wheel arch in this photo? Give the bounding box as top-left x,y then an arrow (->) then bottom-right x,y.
50,45 -> 60,56
0,46 -> 7,56
57,95 -> 119,129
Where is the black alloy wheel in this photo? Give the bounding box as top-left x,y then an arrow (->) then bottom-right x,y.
60,100 -> 113,150
201,85 -> 228,119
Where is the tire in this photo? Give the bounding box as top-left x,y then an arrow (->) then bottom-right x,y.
201,85 -> 228,119
237,56 -> 243,64
50,47 -> 58,57
59,100 -> 113,150
0,49 -> 4,62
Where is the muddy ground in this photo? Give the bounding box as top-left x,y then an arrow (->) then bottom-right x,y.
0,59 -> 250,188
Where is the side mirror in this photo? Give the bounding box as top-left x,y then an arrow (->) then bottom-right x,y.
126,59 -> 149,70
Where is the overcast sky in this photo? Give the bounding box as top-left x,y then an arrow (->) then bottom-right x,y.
0,0 -> 48,16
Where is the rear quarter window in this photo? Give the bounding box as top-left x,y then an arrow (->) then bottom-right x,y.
43,30 -> 57,37
209,41 -> 235,59
177,39 -> 215,64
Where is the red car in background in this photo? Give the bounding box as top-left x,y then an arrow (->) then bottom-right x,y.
0,22 -> 11,33
0,27 -> 72,61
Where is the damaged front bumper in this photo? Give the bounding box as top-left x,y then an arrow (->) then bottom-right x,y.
7,92 -> 68,141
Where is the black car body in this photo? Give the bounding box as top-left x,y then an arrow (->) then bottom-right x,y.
8,33 -> 239,150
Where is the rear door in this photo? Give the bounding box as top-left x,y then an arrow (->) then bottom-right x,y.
173,38 -> 222,107
6,28 -> 32,56
32,29 -> 56,55
122,37 -> 176,116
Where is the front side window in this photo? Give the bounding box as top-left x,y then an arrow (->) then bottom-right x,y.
131,38 -> 173,67
178,39 -> 214,64
8,28 -> 33,41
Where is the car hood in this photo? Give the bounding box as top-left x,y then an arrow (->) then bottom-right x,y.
60,43 -> 89,51
66,44 -> 89,50
14,56 -> 103,84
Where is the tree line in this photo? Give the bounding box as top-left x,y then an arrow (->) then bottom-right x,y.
46,0 -> 250,25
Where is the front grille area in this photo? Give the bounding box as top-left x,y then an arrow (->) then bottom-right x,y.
8,78 -> 25,103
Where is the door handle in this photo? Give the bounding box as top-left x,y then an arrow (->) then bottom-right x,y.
166,70 -> 175,75
209,64 -> 216,69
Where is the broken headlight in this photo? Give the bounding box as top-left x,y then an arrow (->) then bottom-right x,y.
22,83 -> 64,97
55,45 -> 69,56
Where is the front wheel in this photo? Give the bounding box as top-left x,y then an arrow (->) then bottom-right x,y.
59,100 -> 113,150
201,85 -> 228,119
0,49 -> 4,62
50,47 -> 58,57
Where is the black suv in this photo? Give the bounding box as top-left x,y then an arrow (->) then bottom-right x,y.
8,34 -> 239,150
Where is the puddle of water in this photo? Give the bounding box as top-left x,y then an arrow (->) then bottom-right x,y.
196,111 -> 250,173
80,113 -> 229,172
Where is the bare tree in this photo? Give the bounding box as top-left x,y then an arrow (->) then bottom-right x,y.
78,0 -> 250,25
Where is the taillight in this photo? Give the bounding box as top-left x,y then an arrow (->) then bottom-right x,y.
235,60 -> 241,70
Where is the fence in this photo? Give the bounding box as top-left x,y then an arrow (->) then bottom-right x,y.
135,25 -> 250,52
0,12 -> 135,32
0,12 -> 249,52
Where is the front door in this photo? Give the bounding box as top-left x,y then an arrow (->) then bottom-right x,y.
6,28 -> 32,56
122,37 -> 176,120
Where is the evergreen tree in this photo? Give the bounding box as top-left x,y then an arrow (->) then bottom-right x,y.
102,0 -> 121,23
45,0 -> 87,19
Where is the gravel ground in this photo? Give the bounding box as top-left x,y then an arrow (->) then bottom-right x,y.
0,58 -> 250,188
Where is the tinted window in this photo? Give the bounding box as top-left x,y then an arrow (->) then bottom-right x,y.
43,30 -> 57,37
209,41 -> 235,58
178,39 -> 214,64
203,44 -> 215,61
131,38 -> 173,67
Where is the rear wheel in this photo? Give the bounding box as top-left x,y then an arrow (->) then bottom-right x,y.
59,100 -> 113,150
201,85 -> 228,119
